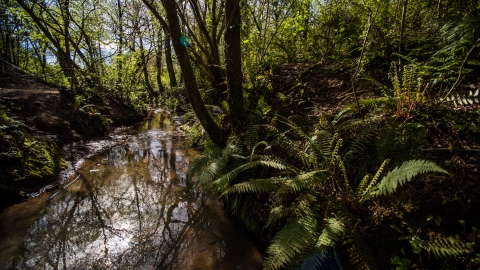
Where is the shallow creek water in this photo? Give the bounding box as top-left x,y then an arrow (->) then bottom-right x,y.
0,110 -> 263,269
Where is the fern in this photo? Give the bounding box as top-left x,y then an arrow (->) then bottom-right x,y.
313,130 -> 334,158
211,159 -> 295,193
421,237 -> 471,259
356,175 -> 370,197
264,124 -> 306,165
443,89 -> 480,108
315,218 -> 345,250
274,170 -> 328,198
358,159 -> 389,200
266,192 -> 318,229
296,252 -> 346,270
364,160 -> 449,200
332,201 -> 379,270
276,116 -> 328,168
225,177 -> 285,194
244,124 -> 261,150
346,231 -> 378,270
264,215 -> 318,270
344,128 -> 376,160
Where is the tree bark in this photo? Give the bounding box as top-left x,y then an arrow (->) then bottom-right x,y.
224,0 -> 244,135
164,32 -> 177,87
156,30 -> 165,94
116,0 -> 124,93
161,0 -> 226,147
398,0 -> 408,66
139,37 -> 158,101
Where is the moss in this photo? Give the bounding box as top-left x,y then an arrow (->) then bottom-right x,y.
0,110 -> 66,191
21,137 -> 66,180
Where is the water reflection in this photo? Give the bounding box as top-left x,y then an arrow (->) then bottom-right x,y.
0,111 -> 263,269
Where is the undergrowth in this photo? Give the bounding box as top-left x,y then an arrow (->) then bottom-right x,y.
185,60 -> 480,269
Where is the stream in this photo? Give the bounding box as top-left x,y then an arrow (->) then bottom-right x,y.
0,110 -> 264,269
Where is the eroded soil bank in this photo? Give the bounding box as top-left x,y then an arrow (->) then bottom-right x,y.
1,68 -> 146,208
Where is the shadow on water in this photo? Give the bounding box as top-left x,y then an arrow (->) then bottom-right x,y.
0,110 -> 264,269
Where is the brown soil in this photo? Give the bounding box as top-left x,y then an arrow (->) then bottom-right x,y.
0,63 -> 74,140
0,63 -> 145,209
0,63 -> 135,141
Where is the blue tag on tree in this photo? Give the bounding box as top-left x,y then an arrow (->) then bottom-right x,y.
179,36 -> 189,47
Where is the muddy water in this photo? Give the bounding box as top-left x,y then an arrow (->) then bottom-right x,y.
0,110 -> 263,269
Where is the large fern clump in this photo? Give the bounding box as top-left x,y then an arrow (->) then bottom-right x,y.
189,113 -> 452,270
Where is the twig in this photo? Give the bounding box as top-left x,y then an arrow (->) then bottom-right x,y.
48,173 -> 82,200
443,37 -> 480,99
351,3 -> 373,111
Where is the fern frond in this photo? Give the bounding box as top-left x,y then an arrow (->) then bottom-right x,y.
361,75 -> 394,97
296,252 -> 346,270
265,206 -> 288,229
264,124 -> 307,165
274,170 -> 328,198
315,218 -> 345,250
211,160 -> 297,193
336,157 -> 353,195
347,232 -> 378,270
340,209 -> 379,270
244,123 -> 261,149
250,141 -> 270,160
188,147 -> 221,179
313,130 -> 333,157
277,116 -> 326,165
194,155 -> 229,187
365,160 -> 448,200
264,215 -> 317,270
360,159 -> 389,200
443,89 -> 480,108
356,175 -> 370,197
225,177 -> 285,194
332,107 -> 357,125
266,192 -> 318,228
331,138 -> 342,158
345,128 -> 376,160
332,97 -> 390,125
421,236 -> 471,259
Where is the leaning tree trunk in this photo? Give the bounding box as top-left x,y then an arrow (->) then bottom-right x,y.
161,0 -> 226,147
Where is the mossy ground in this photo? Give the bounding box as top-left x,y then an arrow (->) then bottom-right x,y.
0,108 -> 65,194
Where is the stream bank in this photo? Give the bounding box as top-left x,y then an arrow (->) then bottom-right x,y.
0,110 -> 264,269
0,74 -> 147,209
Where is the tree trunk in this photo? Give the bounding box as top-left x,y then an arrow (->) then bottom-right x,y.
224,0 -> 244,135
398,0 -> 408,66
156,30 -> 165,94
116,0 -> 124,94
161,0 -> 226,147
139,38 -> 157,101
164,32 -> 177,87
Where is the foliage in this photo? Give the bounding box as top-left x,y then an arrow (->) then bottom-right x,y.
443,89 -> 480,108
363,160 -> 448,200
190,115 -> 451,269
